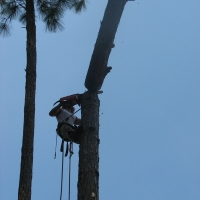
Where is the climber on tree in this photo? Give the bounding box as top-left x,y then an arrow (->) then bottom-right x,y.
49,94 -> 82,144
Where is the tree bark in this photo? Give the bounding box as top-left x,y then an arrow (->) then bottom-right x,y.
78,91 -> 100,200
18,0 -> 36,199
78,1 -> 128,199
85,0 -> 128,92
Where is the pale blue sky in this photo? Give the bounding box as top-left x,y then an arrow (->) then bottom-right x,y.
1,0 -> 200,199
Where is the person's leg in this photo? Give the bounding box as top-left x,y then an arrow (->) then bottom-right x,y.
60,124 -> 74,141
68,126 -> 82,144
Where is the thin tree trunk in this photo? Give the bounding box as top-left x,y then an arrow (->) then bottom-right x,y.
78,1 -> 127,199
18,0 -> 36,199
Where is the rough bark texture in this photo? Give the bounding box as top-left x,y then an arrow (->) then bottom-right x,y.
85,0 -> 127,91
78,91 -> 100,200
18,1 -> 36,199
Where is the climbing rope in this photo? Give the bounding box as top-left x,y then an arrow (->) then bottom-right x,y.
54,133 -> 58,159
59,141 -> 73,200
68,142 -> 74,200
60,140 -> 65,200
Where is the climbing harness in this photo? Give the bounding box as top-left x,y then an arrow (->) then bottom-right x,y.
54,107 -> 81,158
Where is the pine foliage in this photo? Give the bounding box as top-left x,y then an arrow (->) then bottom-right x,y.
72,0 -> 86,13
36,0 -> 71,32
0,0 -> 87,36
0,0 -> 25,36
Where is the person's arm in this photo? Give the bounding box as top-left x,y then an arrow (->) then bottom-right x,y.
49,104 -> 62,117
74,117 -> 81,125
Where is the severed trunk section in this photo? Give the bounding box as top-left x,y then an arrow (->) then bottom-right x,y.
85,0 -> 128,91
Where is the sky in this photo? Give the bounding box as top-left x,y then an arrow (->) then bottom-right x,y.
0,0 -> 200,199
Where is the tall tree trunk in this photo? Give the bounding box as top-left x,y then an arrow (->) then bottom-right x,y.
18,0 -> 36,199
78,0 -> 127,200
78,91 -> 100,200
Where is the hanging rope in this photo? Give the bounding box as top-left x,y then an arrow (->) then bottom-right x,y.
60,140 -> 65,200
59,141 -> 73,200
54,133 -> 58,159
68,142 -> 74,200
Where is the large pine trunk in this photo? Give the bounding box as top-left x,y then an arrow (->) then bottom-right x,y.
78,91 -> 100,200
18,0 -> 36,199
78,0 -> 127,200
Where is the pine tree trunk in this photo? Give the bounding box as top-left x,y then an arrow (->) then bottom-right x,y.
18,0 -> 36,199
78,1 -> 127,199
78,91 -> 100,200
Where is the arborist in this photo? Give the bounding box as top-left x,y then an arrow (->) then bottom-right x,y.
49,94 -> 82,144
